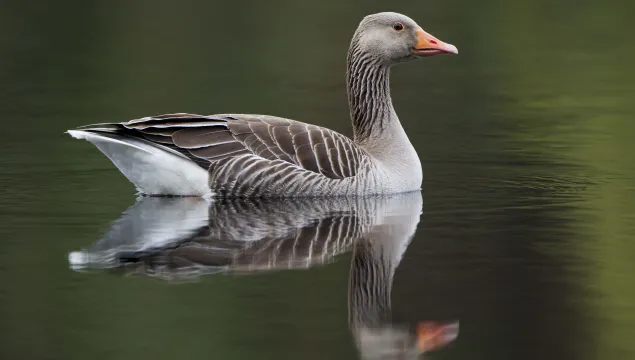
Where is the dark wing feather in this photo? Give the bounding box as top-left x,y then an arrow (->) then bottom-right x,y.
78,113 -> 367,179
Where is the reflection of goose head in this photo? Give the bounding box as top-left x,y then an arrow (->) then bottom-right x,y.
69,191 -> 457,358
347,197 -> 458,359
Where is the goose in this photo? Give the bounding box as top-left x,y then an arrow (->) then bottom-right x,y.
66,12 -> 457,197
69,193 -> 458,357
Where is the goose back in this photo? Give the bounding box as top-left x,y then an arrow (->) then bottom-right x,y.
74,113 -> 387,196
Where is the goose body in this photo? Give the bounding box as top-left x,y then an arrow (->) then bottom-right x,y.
67,12 -> 457,197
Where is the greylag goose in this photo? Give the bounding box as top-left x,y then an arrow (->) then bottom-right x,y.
68,193 -> 458,357
66,12 -> 457,197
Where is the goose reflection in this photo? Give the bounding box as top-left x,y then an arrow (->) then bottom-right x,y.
69,192 -> 458,358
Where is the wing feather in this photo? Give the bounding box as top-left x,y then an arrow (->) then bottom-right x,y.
189,142 -> 247,159
75,113 -> 367,180
172,128 -> 235,149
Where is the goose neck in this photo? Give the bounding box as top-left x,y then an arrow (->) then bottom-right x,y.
346,44 -> 396,143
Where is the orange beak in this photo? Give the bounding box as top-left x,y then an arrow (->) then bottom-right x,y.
417,321 -> 460,353
412,28 -> 458,56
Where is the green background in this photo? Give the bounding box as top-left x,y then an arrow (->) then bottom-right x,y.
0,1 -> 634,359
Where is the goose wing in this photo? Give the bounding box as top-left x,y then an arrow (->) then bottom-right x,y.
80,113 -> 368,179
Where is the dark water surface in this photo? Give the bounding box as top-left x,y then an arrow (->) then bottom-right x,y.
1,1 -> 635,359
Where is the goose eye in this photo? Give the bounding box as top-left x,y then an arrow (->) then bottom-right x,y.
393,23 -> 404,31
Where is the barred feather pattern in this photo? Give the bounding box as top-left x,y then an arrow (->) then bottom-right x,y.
70,16 -> 424,197
77,113 -> 388,196
346,39 -> 393,141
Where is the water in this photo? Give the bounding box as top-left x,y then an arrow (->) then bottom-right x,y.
1,1 -> 634,359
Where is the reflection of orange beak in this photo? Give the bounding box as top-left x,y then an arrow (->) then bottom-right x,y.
417,321 -> 460,353
412,28 -> 458,56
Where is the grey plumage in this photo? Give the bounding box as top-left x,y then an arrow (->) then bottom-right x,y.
67,12 -> 457,197
76,114 -> 373,196
346,46 -> 392,141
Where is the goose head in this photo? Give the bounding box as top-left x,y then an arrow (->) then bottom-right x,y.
352,12 -> 458,65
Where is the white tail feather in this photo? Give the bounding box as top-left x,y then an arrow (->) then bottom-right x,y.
67,130 -> 211,196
